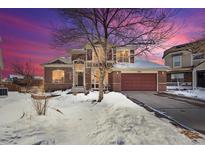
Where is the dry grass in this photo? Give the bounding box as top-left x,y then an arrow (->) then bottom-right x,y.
31,95 -> 48,116
181,130 -> 203,140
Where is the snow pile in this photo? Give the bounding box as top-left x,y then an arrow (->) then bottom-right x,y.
88,93 -> 194,144
167,86 -> 192,90
0,91 -> 204,144
113,58 -> 169,70
167,89 -> 205,101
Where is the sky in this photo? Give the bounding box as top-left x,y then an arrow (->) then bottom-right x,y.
0,8 -> 204,78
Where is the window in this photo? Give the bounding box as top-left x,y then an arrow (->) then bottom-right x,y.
173,55 -> 181,67
116,51 -> 129,62
130,50 -> 135,63
107,49 -> 112,60
130,50 -> 134,55
171,73 -> 184,81
52,70 -> 64,83
91,69 -> 108,89
86,49 -> 92,60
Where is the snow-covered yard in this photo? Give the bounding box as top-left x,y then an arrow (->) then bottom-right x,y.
167,89 -> 205,101
0,91 -> 204,145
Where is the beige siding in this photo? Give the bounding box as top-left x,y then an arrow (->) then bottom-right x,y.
164,54 -> 173,67
164,51 -> 192,68
193,59 -> 205,66
182,51 -> 192,67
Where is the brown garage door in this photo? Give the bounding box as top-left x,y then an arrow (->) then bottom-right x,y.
121,73 -> 157,91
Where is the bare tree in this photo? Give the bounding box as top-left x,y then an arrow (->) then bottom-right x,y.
52,8 -> 178,102
12,60 -> 35,90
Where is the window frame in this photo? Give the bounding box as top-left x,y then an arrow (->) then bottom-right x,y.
173,55 -> 182,67
52,70 -> 65,84
116,50 -> 130,63
171,73 -> 184,82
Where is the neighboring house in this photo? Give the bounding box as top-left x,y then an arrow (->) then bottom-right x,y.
8,74 -> 43,87
163,40 -> 205,89
0,48 -> 3,82
43,42 -> 168,92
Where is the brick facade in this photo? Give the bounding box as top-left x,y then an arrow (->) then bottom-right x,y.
108,71 -> 167,92
108,71 -> 121,91
158,71 -> 167,91
85,68 -> 91,90
44,67 -> 73,92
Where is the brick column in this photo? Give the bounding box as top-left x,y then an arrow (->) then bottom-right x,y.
158,71 -> 167,91
108,71 -> 121,92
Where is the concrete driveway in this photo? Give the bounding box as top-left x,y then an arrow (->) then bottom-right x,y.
123,91 -> 205,134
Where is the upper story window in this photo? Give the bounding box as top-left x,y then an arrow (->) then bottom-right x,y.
52,70 -> 64,83
116,51 -> 129,63
173,55 -> 181,67
86,49 -> 92,61
130,50 -> 135,63
193,53 -> 205,60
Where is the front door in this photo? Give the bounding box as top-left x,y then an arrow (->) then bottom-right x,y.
78,72 -> 84,86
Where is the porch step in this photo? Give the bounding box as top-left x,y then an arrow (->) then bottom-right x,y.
71,86 -> 86,94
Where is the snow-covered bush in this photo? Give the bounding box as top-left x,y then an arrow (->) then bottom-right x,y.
32,98 -> 48,115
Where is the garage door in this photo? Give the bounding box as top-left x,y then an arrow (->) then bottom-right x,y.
121,73 -> 157,91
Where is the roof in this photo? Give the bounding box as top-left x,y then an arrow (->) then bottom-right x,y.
42,56 -> 72,65
113,58 -> 169,71
70,49 -> 85,54
162,39 -> 205,59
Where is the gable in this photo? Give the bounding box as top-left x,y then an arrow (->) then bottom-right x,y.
42,56 -> 71,66
49,59 -> 66,64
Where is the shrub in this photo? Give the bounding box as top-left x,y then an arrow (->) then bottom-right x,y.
32,97 -> 48,115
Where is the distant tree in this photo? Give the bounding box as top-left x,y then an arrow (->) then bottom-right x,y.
52,8 -> 178,102
12,60 -> 35,90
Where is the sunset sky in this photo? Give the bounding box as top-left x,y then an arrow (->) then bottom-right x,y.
0,8 -> 204,78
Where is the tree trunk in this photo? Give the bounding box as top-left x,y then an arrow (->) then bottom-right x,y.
98,68 -> 105,102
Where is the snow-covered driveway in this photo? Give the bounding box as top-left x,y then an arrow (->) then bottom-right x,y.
0,91 -> 204,144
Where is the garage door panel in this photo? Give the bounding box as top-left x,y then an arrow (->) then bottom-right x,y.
121,73 -> 157,91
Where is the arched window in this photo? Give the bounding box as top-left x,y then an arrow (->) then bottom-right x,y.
52,70 -> 64,83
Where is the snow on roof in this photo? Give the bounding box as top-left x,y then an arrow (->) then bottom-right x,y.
9,75 -> 43,80
43,56 -> 72,65
113,58 -> 169,70
9,74 -> 24,79
58,56 -> 71,63
34,76 -> 44,80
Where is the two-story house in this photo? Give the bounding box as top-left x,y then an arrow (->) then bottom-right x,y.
43,41 -> 168,92
163,40 -> 205,89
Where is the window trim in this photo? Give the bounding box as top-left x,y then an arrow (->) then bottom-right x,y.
171,73 -> 184,80
52,69 -> 65,84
